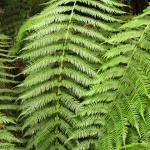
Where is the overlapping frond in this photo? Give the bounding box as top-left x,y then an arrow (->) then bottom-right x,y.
68,4 -> 150,150
60,0 -> 125,149
1,0 -> 150,150
16,0 -> 124,149
0,34 -> 20,150
95,6 -> 150,150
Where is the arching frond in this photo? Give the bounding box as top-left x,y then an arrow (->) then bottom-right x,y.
58,0 -> 126,149
16,0 -> 124,149
96,6 -> 150,150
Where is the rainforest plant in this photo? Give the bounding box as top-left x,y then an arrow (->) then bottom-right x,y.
0,34 -> 20,150
0,0 -> 150,150
15,0 -> 127,149
81,5 -> 150,150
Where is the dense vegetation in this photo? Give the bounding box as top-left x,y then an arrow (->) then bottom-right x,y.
0,0 -> 150,150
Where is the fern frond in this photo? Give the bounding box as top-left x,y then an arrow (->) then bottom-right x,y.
96,6 -> 150,150
16,0 -> 126,149
0,34 -> 20,150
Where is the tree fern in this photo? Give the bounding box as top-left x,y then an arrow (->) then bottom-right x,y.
94,5 -> 150,150
0,1 -> 150,150
68,4 -> 150,150
15,0 -> 125,149
41,0 -> 128,149
0,34 -> 20,150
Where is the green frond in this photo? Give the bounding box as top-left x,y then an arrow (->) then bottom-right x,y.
88,80 -> 119,96
81,92 -> 115,106
63,4 -> 150,150
121,19 -> 150,29
121,142 -> 150,150
95,6 -> 150,150
108,30 -> 142,44
0,34 -> 20,149
104,44 -> 135,59
3,1 -> 150,150
14,0 -> 126,149
93,67 -> 124,84
0,113 -> 14,124
76,115 -> 105,128
101,56 -> 129,70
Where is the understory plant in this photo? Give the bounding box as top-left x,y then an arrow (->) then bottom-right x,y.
16,0 -> 125,149
0,34 -> 20,150
79,5 -> 150,150
0,0 -> 149,150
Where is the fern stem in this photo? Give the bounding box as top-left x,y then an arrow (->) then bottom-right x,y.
59,0 -> 77,78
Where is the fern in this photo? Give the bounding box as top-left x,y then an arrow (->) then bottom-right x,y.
94,6 -> 150,150
53,1 -> 128,150
15,0 -> 124,149
68,4 -> 150,150
0,1 -> 150,150
0,34 -> 20,150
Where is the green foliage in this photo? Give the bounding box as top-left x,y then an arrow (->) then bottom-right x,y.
86,5 -> 150,150
0,34 -> 20,150
0,0 -> 150,150
16,0 -> 124,149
